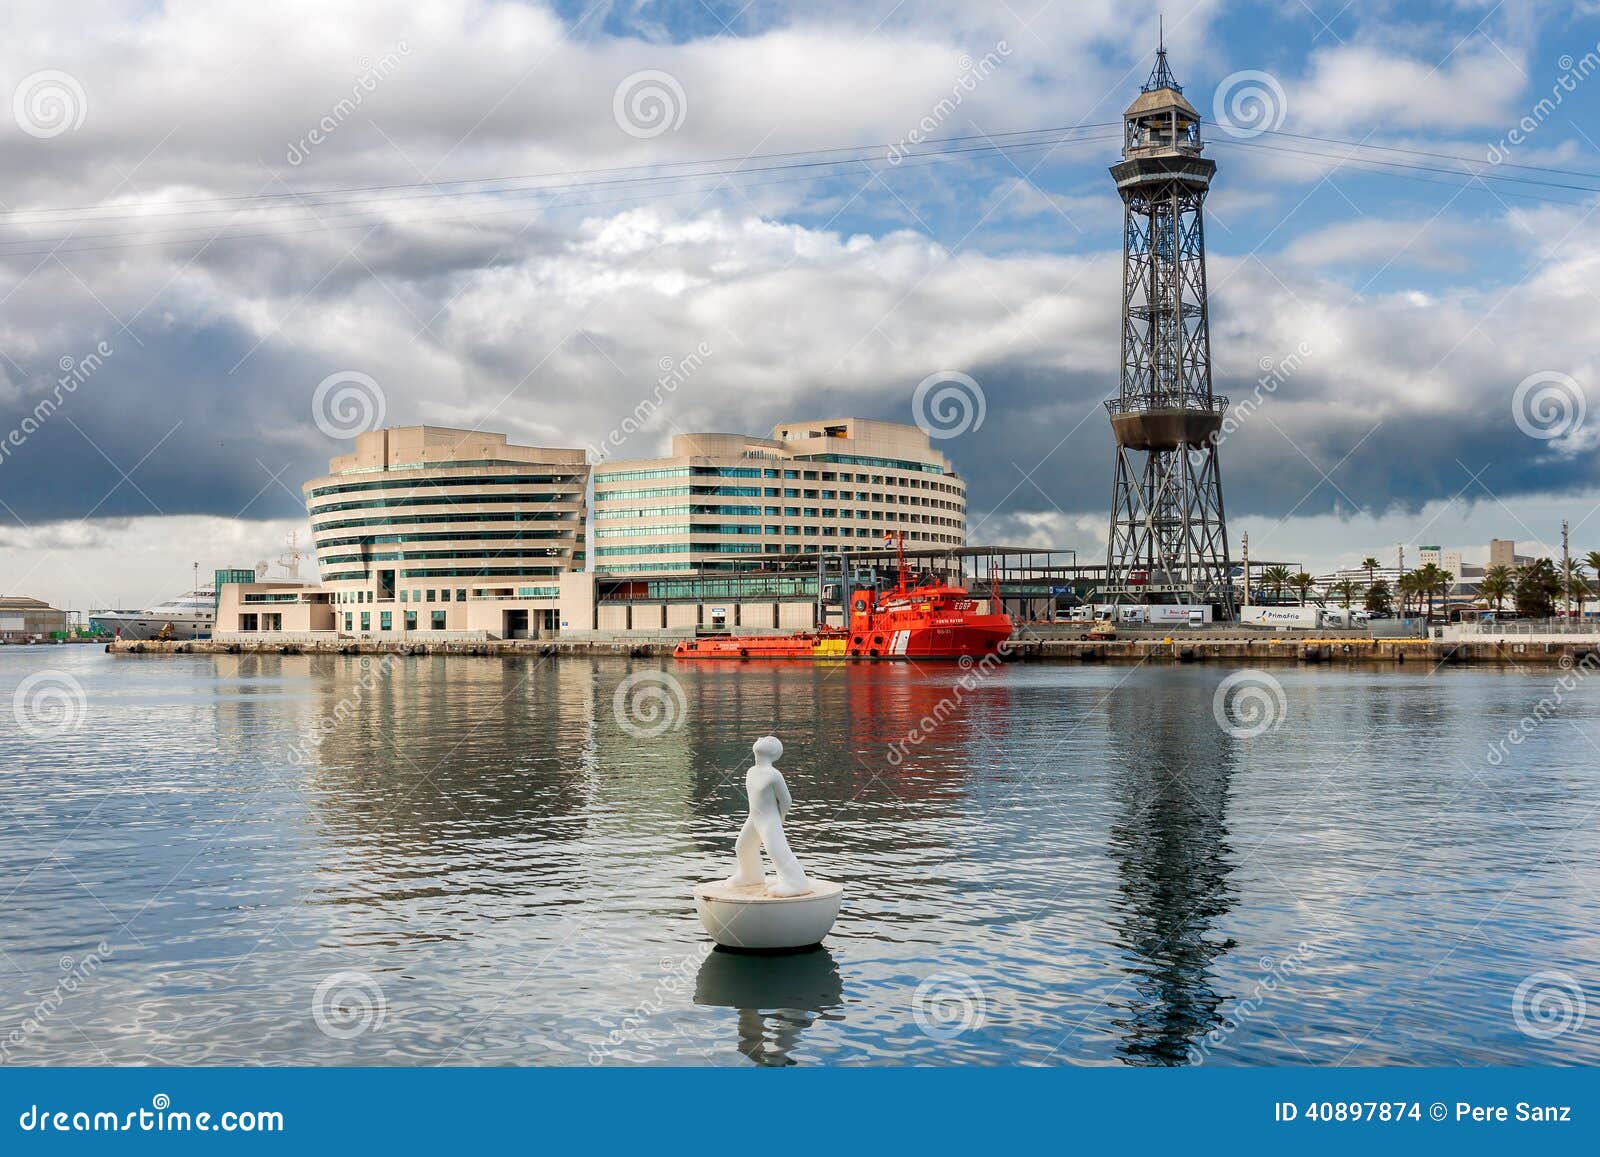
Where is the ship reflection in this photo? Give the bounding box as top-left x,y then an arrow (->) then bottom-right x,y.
693,946 -> 843,1067
1105,682 -> 1238,1066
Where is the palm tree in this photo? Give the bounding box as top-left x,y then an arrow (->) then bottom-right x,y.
1421,562 -> 1452,620
1565,566 -> 1590,618
1397,570 -> 1425,617
1361,556 -> 1380,593
1260,565 -> 1293,603
1292,571 -> 1315,605
1514,558 -> 1563,618
1479,565 -> 1514,615
1364,578 -> 1393,616
1331,578 -> 1359,609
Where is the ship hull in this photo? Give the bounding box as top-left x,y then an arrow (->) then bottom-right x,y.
89,615 -> 212,641
675,618 -> 1012,662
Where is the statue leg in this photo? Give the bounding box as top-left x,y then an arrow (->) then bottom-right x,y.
756,818 -> 811,896
725,816 -> 765,886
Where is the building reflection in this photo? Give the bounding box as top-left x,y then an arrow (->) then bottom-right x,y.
1104,681 -> 1238,1065
693,946 -> 843,1067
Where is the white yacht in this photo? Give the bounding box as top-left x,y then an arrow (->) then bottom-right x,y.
90,588 -> 217,640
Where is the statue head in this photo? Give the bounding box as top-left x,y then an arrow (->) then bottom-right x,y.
752,735 -> 783,763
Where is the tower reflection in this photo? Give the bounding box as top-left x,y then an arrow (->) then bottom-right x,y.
1104,681 -> 1238,1065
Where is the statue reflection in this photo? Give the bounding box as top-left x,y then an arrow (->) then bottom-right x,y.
693,946 -> 843,1067
1105,680 -> 1238,1065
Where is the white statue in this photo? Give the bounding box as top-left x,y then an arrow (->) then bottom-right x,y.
726,736 -> 812,897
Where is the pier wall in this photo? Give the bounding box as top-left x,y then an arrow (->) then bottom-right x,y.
106,632 -> 1599,667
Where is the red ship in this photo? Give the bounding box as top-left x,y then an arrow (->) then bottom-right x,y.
674,533 -> 1014,662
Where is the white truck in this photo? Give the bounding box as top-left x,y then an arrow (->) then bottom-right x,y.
1240,605 -> 1320,630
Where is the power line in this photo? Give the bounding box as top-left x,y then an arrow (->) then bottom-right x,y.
0,122 -> 1123,227
0,134 -> 1121,257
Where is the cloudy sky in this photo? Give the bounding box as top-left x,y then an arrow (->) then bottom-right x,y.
1,0 -> 1599,610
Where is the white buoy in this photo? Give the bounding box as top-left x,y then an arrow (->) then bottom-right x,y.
693,736 -> 843,952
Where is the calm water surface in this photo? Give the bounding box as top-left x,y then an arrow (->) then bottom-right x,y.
1,646 -> 1596,1066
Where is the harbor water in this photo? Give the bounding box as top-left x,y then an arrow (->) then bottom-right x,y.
1,646 -> 1596,1066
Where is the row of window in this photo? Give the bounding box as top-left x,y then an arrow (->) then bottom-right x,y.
309,493 -> 578,516
594,459 -> 950,485
315,529 -> 571,548
322,566 -> 570,582
311,511 -> 576,532
307,473 -> 583,499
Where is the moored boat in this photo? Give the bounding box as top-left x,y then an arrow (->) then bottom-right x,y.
675,534 -> 1012,662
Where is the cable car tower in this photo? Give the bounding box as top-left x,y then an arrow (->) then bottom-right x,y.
1103,39 -> 1234,614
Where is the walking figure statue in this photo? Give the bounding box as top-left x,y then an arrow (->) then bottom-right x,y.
726,736 -> 812,897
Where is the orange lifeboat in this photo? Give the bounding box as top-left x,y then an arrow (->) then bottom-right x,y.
674,534 -> 1013,662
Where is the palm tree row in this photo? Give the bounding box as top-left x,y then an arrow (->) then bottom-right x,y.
1245,552 -> 1600,622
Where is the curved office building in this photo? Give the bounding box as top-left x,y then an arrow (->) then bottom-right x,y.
592,418 -> 966,574
305,426 -> 588,637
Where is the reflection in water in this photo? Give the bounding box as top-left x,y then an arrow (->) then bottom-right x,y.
5,648 -> 1599,1066
694,946 -> 844,1066
1105,685 -> 1237,1065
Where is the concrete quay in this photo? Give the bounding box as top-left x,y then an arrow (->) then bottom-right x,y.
104,630 -> 1597,667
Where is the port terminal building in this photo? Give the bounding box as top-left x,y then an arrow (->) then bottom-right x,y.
216,422 -> 1291,642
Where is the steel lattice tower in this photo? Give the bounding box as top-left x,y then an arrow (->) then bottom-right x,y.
1103,43 -> 1234,614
